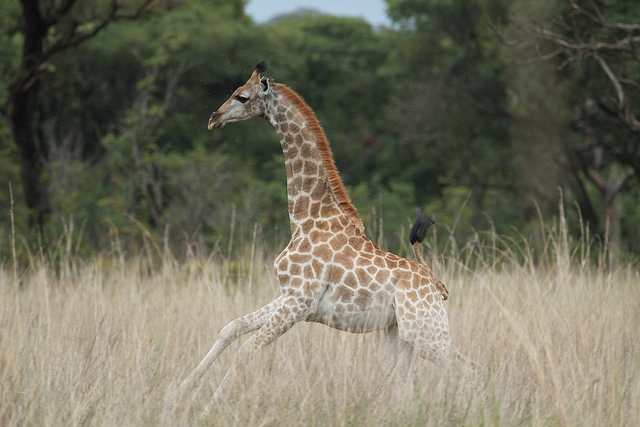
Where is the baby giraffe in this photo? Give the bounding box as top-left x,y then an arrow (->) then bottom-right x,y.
177,61 -> 474,409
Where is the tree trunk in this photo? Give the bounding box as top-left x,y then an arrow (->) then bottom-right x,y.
5,0 -> 158,234
10,0 -> 50,230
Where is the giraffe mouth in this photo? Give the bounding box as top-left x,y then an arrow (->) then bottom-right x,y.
208,113 -> 225,129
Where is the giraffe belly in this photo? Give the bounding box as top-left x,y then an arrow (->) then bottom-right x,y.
308,286 -> 396,333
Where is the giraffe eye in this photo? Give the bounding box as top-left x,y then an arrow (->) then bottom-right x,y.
235,95 -> 249,104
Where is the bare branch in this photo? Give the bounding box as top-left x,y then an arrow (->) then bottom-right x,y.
590,53 -> 640,131
570,0 -> 640,32
45,0 -> 78,26
569,0 -> 602,27
586,167 -> 606,192
620,78 -> 640,93
500,0 -> 640,134
511,48 -> 565,65
592,52 -> 624,106
43,0 -> 156,61
161,60 -> 196,114
528,28 -> 637,54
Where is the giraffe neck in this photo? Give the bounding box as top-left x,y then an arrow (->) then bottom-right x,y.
265,83 -> 364,235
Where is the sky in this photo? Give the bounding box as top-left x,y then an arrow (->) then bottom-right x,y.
245,0 -> 392,27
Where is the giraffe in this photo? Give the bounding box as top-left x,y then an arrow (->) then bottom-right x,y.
177,61 -> 474,408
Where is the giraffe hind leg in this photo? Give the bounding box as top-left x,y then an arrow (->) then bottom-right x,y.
380,324 -> 414,371
394,287 -> 453,366
403,327 -> 480,373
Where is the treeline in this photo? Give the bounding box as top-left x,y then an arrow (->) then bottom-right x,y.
1,0 -> 639,261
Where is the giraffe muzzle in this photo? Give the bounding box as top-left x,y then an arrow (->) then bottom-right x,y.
208,112 -> 224,130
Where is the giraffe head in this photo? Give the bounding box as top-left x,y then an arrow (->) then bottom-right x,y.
208,61 -> 272,129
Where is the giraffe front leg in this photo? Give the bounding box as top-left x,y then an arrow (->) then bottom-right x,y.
175,295 -> 284,402
206,293 -> 314,410
381,324 -> 414,373
449,344 -> 482,372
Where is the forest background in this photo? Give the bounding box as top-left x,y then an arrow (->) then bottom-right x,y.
1,0 -> 639,264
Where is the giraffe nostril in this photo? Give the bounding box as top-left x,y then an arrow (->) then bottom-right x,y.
208,112 -> 220,129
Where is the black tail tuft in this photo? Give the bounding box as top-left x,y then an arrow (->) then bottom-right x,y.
409,210 -> 436,245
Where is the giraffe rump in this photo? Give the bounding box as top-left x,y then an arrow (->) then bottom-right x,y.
409,211 -> 448,300
409,210 -> 436,245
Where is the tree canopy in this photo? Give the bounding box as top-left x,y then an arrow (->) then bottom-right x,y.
1,0 -> 639,262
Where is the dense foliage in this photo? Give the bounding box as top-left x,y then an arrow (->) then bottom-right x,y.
1,0 -> 639,262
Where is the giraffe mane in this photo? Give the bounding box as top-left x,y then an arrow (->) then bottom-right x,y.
275,83 -> 365,233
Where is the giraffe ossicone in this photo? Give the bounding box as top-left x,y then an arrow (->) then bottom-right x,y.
178,61 -> 474,409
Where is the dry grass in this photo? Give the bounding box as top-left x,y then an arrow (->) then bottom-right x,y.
1,227 -> 639,426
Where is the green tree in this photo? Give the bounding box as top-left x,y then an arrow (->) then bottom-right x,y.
243,12 -> 396,184
383,0 -> 514,235
0,0 -> 157,236
502,0 -> 640,255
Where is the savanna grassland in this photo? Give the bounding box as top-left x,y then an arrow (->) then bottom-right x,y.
1,220 -> 639,426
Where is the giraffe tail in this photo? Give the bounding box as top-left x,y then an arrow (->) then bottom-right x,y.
409,211 -> 449,300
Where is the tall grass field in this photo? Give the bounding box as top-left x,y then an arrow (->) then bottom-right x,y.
1,217 -> 639,426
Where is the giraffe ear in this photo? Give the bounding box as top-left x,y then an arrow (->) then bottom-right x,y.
255,60 -> 267,73
259,76 -> 270,95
